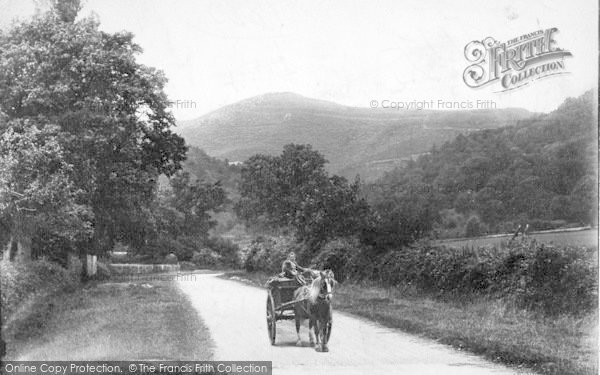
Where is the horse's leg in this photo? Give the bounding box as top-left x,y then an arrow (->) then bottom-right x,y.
295,307 -> 302,346
308,318 -> 315,346
322,321 -> 331,352
313,320 -> 321,351
318,320 -> 327,352
322,306 -> 332,352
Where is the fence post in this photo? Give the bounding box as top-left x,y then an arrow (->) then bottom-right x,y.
86,254 -> 97,276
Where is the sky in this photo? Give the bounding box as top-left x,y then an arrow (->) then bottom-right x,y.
0,0 -> 597,120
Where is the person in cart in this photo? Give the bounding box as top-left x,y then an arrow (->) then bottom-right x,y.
279,252 -> 311,286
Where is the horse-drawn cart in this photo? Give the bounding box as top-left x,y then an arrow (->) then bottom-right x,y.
265,277 -> 302,345
265,270 -> 334,350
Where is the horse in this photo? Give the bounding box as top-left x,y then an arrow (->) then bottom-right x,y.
293,270 -> 336,352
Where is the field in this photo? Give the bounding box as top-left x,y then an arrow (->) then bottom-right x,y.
435,228 -> 598,249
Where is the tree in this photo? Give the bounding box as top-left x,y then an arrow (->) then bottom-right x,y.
0,123 -> 92,261
465,216 -> 486,237
134,171 -> 227,262
369,90 -> 596,238
169,171 -> 226,237
366,178 -> 439,249
237,144 -> 371,246
0,1 -> 187,262
569,175 -> 597,225
236,154 -> 283,227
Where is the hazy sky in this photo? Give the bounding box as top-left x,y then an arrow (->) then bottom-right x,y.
0,0 -> 597,120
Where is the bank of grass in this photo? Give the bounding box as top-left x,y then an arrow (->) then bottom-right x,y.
5,274 -> 212,360
222,270 -> 598,375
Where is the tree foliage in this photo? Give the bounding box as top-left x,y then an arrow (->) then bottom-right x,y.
137,171 -> 227,262
366,91 -> 597,239
0,123 -> 92,251
0,0 -> 186,258
236,144 -> 371,246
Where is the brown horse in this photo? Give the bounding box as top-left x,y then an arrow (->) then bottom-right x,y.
293,270 -> 336,352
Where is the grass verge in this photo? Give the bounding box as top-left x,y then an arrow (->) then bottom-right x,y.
222,270 -> 598,375
5,274 -> 213,360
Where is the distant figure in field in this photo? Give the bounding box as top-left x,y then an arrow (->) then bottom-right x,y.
511,223 -> 529,240
512,224 -> 522,240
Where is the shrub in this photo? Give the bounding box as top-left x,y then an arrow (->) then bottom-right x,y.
191,248 -> 222,267
465,216 -> 486,237
179,261 -> 196,271
331,236 -> 596,316
0,260 -> 79,325
528,219 -> 569,231
94,261 -> 112,280
206,237 -> 241,267
243,233 -> 597,316
517,244 -> 597,315
164,253 -> 178,264
313,237 -> 362,282
243,236 -> 299,273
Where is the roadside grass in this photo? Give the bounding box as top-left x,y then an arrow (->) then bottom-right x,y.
222,270 -> 598,375
5,275 -> 213,360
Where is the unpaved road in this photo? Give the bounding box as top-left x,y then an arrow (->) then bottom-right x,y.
178,273 -> 522,375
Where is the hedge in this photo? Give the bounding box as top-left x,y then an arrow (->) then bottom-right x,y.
313,237 -> 597,316
1,260 -> 79,325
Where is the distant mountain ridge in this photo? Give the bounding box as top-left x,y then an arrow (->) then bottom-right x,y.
178,92 -> 533,180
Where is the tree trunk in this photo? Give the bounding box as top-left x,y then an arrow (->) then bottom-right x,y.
79,248 -> 89,281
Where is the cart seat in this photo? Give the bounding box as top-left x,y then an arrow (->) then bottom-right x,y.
266,277 -> 303,289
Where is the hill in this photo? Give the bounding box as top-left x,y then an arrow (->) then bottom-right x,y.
178,92 -> 532,180
366,90 -> 597,238
182,146 -> 241,192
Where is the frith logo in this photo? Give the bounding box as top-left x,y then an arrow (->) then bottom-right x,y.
463,28 -> 572,92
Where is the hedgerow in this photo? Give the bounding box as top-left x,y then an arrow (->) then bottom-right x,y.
0,260 -> 79,325
311,237 -> 597,316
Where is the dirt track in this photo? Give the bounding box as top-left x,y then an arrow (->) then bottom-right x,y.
178,272 -> 521,375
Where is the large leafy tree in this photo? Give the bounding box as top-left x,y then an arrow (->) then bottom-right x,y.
365,174 -> 440,248
134,171 -> 226,262
0,122 -> 92,260
0,0 -> 186,258
169,171 -> 226,237
236,144 -> 371,246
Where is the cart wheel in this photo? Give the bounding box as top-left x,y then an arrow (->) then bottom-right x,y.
266,294 -> 276,345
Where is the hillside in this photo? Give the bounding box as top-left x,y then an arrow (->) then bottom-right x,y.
178,93 -> 532,180
183,146 -> 241,191
366,90 -> 597,238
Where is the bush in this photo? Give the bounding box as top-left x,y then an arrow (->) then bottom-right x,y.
179,261 -> 196,271
313,237 -> 362,282
94,261 -> 112,280
243,236 -> 300,273
164,253 -> 178,264
517,244 -> 597,315
527,219 -> 569,231
242,233 -> 597,316
206,237 -> 241,267
321,236 -> 597,316
191,248 -> 222,267
0,260 -> 79,325
465,216 -> 486,237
